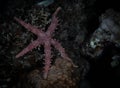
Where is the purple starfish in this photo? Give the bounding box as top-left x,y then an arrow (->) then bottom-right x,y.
14,7 -> 75,79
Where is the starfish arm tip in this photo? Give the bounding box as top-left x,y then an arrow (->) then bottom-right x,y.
15,54 -> 20,58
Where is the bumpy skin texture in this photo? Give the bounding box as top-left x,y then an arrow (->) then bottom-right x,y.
14,7 -> 75,79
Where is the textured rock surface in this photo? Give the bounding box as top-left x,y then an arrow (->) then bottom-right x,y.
26,57 -> 80,88
82,9 -> 120,58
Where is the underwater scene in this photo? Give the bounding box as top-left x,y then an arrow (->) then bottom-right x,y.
0,0 -> 120,88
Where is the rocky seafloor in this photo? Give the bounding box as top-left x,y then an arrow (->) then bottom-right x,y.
0,0 -> 120,88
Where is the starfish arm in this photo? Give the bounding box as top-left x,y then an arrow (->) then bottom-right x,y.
43,40 -> 51,79
16,39 -> 42,58
46,7 -> 61,36
51,39 -> 71,61
51,39 -> 69,59
51,39 -> 77,67
14,17 -> 44,36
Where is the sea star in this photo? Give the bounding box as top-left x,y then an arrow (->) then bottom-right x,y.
14,7 -> 75,79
